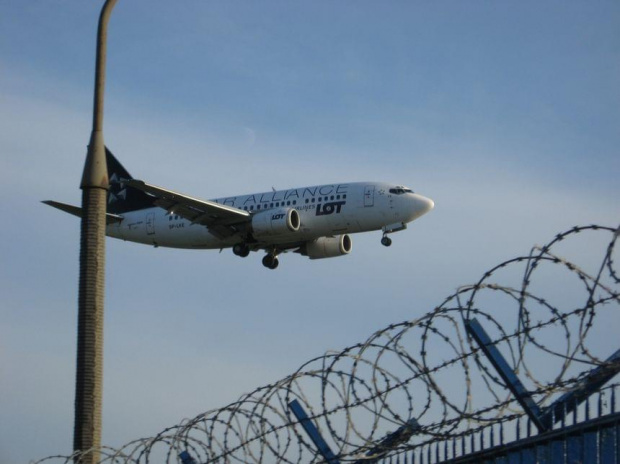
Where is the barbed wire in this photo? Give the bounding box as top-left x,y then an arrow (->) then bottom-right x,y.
35,224 -> 619,464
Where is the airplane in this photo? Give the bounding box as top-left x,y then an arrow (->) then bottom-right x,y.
44,148 -> 434,269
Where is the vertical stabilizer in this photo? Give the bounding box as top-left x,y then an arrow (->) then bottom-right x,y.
105,147 -> 155,214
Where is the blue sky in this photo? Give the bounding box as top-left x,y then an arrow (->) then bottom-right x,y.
1,1 -> 619,462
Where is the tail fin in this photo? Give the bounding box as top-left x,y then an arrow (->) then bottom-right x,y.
106,147 -> 155,214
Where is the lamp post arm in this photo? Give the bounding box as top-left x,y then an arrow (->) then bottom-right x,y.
81,0 -> 118,190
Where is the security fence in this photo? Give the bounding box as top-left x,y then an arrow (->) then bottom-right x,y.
36,224 -> 620,464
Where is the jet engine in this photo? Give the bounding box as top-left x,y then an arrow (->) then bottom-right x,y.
303,234 -> 352,259
251,208 -> 301,238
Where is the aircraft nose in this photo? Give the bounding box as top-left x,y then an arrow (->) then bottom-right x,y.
407,194 -> 434,221
418,195 -> 434,214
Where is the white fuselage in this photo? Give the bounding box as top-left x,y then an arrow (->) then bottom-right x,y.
106,182 -> 433,249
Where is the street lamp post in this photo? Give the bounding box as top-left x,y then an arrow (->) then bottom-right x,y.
74,1 -> 118,462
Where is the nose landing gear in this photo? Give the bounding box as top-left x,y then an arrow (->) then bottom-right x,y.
381,222 -> 406,247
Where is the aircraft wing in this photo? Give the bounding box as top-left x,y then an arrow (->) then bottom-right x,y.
123,179 -> 251,238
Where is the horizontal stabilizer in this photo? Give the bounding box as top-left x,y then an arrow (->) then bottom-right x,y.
43,200 -> 123,225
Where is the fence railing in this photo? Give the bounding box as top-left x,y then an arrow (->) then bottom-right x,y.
378,383 -> 619,464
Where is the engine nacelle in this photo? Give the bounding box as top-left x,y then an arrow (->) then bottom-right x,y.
251,208 -> 301,238
303,234 -> 352,259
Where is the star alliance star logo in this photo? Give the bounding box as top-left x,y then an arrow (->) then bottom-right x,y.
108,173 -> 127,204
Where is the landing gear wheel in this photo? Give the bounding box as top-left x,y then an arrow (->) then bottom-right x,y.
381,236 -> 392,247
233,243 -> 250,258
262,254 -> 279,269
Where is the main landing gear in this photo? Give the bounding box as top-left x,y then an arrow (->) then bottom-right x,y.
233,243 -> 250,258
262,253 -> 279,270
234,242 -> 280,269
381,235 -> 392,247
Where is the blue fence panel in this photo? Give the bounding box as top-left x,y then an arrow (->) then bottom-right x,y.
600,427 -> 616,464
550,440 -> 565,464
566,433 -> 583,463
584,430 -> 599,464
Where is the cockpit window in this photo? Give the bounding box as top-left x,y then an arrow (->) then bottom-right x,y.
389,186 -> 414,195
